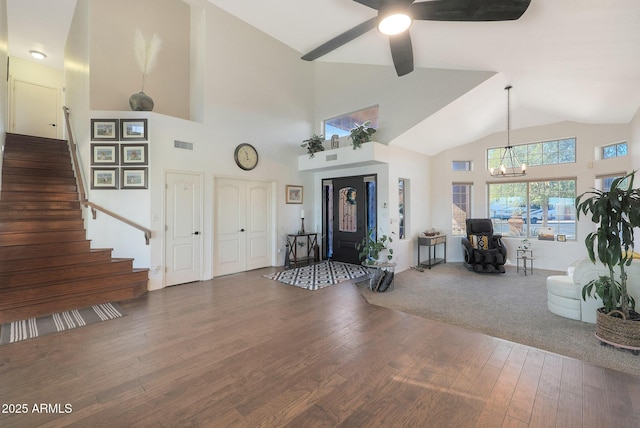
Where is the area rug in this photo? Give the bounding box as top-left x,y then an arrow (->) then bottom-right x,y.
0,303 -> 125,345
264,261 -> 369,290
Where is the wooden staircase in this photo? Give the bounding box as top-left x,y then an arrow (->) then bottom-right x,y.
0,133 -> 148,323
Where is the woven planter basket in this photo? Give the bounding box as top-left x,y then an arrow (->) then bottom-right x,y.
596,308 -> 640,348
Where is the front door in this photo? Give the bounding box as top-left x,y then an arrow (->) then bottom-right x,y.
165,172 -> 203,286
332,176 -> 368,264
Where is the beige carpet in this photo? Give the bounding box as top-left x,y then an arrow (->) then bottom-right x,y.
356,262 -> 640,377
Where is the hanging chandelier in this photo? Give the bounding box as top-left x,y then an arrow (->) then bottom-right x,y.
490,85 -> 526,178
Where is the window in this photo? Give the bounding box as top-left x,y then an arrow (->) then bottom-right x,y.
598,173 -> 627,192
452,183 -> 472,236
488,179 -> 576,240
398,179 -> 407,239
452,161 -> 472,171
324,106 -> 379,138
602,142 -> 628,159
488,138 -> 576,171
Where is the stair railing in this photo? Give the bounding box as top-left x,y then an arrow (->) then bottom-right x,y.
63,106 -> 151,245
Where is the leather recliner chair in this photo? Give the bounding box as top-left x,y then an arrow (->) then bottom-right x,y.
461,218 -> 507,273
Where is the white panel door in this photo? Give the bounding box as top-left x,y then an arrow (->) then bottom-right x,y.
214,179 -> 246,276
247,181 -> 271,270
214,178 -> 271,276
165,172 -> 202,286
11,80 -> 59,139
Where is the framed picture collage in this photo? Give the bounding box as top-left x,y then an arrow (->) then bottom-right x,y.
90,119 -> 148,190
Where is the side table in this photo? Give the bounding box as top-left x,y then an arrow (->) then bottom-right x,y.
286,233 -> 319,268
417,234 -> 446,269
516,249 -> 534,275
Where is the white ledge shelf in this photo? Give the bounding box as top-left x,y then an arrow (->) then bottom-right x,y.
298,142 -> 389,172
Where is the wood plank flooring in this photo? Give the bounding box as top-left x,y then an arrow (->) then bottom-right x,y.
0,268 -> 639,427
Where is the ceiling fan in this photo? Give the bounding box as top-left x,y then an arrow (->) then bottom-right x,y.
301,0 -> 531,76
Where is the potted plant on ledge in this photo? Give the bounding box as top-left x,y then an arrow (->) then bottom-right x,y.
575,171 -> 640,351
301,134 -> 325,158
349,121 -> 376,150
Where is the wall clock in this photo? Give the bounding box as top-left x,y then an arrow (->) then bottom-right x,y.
234,143 -> 259,171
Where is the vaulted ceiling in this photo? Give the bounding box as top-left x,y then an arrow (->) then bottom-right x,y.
7,0 -> 640,155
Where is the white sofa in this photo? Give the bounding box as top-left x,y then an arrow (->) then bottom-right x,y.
546,258 -> 640,323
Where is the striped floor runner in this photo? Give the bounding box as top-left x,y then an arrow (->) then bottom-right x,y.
0,303 -> 125,345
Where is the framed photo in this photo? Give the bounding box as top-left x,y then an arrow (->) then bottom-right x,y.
286,185 -> 303,204
121,167 -> 148,189
121,143 -> 148,165
121,119 -> 148,141
91,143 -> 119,165
557,234 -> 567,242
91,119 -> 119,141
91,168 -> 118,189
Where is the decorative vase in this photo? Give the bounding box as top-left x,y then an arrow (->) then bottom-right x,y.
129,91 -> 154,111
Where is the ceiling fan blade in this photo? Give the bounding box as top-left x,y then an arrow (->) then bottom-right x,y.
411,0 -> 531,22
301,17 -> 377,61
352,0 -> 384,10
389,31 -> 413,76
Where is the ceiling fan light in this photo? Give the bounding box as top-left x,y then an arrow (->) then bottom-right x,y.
378,13 -> 412,36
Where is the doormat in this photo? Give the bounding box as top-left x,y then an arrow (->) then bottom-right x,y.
0,302 -> 125,345
264,261 -> 369,290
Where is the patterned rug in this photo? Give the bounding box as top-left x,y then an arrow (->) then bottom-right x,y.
0,303 -> 126,345
264,261 -> 370,290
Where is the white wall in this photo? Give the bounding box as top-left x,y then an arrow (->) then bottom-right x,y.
431,121 -> 631,271
65,1 -> 315,290
313,62 -> 494,144
89,0 -> 191,120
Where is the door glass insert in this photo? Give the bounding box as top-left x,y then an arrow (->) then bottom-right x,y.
339,187 -> 357,232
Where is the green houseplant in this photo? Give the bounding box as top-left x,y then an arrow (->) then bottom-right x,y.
301,134 -> 325,158
356,228 -> 393,265
575,171 -> 640,346
349,121 -> 376,149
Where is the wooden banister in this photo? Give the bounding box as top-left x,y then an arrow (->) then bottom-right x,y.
63,106 -> 152,245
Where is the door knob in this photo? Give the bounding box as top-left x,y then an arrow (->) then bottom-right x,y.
240,228 -> 245,232
192,231 -> 200,235
49,123 -> 56,127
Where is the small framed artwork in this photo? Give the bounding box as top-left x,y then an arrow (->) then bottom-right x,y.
121,143 -> 148,165
91,143 -> 119,165
91,119 -> 119,141
91,168 -> 118,189
557,234 -> 567,242
286,185 -> 303,204
121,119 -> 148,141
121,167 -> 148,189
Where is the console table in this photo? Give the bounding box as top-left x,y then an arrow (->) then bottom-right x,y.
286,233 -> 318,267
417,234 -> 446,269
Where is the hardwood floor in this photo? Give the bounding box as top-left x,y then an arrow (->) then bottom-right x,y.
0,268 -> 639,427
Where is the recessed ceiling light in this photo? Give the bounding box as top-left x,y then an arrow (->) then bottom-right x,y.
29,50 -> 47,60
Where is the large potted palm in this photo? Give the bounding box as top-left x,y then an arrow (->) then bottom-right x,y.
575,171 -> 640,349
